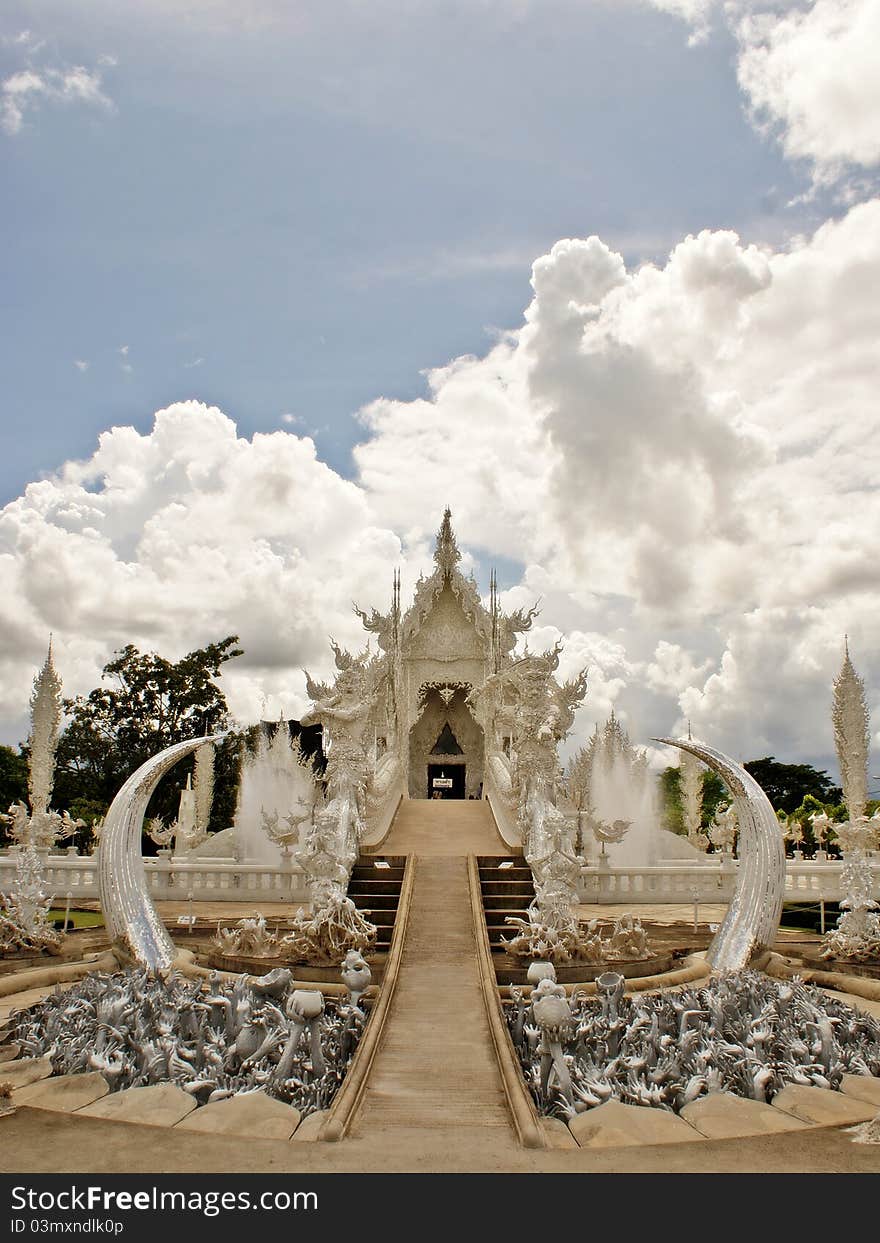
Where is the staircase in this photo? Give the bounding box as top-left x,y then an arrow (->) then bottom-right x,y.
348,855 -> 406,952
349,854 -> 514,1143
477,855 -> 535,953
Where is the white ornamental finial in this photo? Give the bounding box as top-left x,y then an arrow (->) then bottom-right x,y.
28,638 -> 63,817
832,637 -> 870,821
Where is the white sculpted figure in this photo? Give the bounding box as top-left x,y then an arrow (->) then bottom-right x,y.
281,644 -> 380,962
708,802 -> 737,854
822,643 -> 879,960
821,815 -> 880,961
472,650 -> 591,963
0,643 -> 83,953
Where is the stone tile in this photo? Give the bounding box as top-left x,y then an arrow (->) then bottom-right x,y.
568,1100 -> 702,1148
540,1116 -> 579,1150
13,1072 -> 109,1113
290,1109 -> 331,1142
681,1093 -> 809,1139
175,1090 -> 301,1140
77,1084 -> 198,1128
839,1074 -> 880,1107
0,1055 -> 53,1090
771,1084 -> 876,1126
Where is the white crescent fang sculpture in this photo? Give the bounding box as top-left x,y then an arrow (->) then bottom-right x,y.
98,736 -> 225,971
654,738 -> 785,973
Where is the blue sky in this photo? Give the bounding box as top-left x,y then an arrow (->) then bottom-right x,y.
2,1 -> 879,777
2,0 -> 825,501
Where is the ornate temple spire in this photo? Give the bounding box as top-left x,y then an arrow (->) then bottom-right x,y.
833,636 -> 870,820
28,637 -> 63,816
434,507 -> 461,579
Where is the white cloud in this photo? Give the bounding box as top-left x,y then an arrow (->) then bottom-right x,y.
356,200 -> 880,763
735,0 -> 880,184
1,49 -> 114,137
2,200 -> 879,772
73,360 -> 89,372
644,0 -> 716,43
0,403 -> 404,732
646,1 -> 880,188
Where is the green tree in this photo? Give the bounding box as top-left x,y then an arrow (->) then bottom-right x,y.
658,767 -> 729,837
743,757 -> 842,814
0,744 -> 29,844
55,636 -> 243,830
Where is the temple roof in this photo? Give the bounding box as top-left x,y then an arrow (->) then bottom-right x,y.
353,510 -> 540,660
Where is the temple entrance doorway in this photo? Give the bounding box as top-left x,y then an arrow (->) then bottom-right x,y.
408,685 -> 484,799
427,763 -> 466,800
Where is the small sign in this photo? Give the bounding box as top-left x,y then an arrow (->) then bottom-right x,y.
176,915 -> 196,926
432,777 -> 453,788
374,860 -> 391,870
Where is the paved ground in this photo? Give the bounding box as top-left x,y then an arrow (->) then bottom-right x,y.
1,800 -> 879,1174
375,798 -> 506,855
2,1104 -> 879,1173
351,855 -> 513,1152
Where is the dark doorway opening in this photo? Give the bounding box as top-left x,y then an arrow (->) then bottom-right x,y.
427,764 -> 466,799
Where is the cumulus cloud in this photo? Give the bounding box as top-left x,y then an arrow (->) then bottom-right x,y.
2,200 -> 879,772
644,0 -> 716,43
647,1 -> 880,188
0,403 -> 404,730
734,0 -> 880,184
1,50 -> 113,136
356,200 -> 880,765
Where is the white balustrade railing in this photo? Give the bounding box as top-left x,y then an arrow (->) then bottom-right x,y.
2,850 -> 875,908
0,851 -> 310,905
577,859 -> 877,905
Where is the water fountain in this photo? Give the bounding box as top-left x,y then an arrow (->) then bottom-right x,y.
234,724 -> 319,864
571,715 -> 659,866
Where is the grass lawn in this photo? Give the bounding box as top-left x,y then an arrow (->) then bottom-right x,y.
47,909 -> 105,929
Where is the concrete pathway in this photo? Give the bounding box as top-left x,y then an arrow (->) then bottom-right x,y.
350,853 -> 514,1151
375,798 -> 506,856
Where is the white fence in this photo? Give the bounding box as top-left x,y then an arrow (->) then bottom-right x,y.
577,859 -> 878,906
2,849 -> 875,908
0,850 -> 310,905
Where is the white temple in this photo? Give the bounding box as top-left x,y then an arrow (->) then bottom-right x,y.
345,508 -> 548,805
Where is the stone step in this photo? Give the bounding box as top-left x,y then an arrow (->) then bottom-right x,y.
347,879 -> 405,895
481,895 -> 533,911
480,880 -> 535,897
351,893 -> 400,911
478,868 -> 532,883
350,869 -> 406,885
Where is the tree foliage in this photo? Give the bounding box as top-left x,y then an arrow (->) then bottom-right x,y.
742,757 -> 842,815
659,768 -> 727,836
0,744 -> 28,844
55,636 -> 243,829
